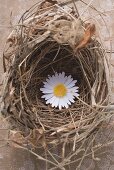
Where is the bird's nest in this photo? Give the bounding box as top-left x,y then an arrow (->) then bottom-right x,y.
1,0 -> 112,168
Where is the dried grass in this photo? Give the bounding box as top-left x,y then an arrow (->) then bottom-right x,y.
0,0 -> 113,169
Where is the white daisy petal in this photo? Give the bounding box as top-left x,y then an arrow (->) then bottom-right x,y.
46,96 -> 56,104
61,72 -> 65,77
64,76 -> 73,85
52,100 -> 56,107
46,77 -> 56,86
67,93 -> 75,103
68,86 -> 79,93
46,75 -> 59,86
56,73 -> 64,83
59,102 -> 62,110
62,96 -> 71,105
58,98 -> 65,108
41,94 -> 53,100
44,83 -> 53,90
40,88 -> 53,93
59,97 -> 69,109
64,102 -> 69,109
67,80 -> 77,88
73,92 -> 79,97
51,98 -> 59,108
52,98 -> 60,107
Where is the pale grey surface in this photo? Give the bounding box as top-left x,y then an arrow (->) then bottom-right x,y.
0,0 -> 114,170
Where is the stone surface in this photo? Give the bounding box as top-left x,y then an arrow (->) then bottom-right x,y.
0,0 -> 114,170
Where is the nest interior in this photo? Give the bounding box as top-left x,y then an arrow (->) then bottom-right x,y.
1,0 -> 110,148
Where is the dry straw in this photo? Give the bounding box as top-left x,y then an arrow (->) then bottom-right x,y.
1,0 -> 113,169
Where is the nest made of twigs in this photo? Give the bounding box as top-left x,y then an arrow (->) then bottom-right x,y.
1,0 -> 110,151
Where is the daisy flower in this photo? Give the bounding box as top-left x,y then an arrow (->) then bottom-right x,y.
40,72 -> 79,110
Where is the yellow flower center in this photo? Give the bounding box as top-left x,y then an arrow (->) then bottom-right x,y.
54,83 -> 67,97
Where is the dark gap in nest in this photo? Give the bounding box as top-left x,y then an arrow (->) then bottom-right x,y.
24,42 -> 92,107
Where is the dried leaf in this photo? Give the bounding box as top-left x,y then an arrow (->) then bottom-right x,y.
40,0 -> 57,9
76,23 -> 96,50
27,128 -> 46,148
48,19 -> 84,47
9,130 -> 26,148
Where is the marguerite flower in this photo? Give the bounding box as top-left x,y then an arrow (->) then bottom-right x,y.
40,72 -> 79,110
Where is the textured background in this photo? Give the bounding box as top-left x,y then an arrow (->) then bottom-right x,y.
0,0 -> 114,169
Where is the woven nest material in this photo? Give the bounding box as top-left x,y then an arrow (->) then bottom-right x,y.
1,0 -> 111,155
